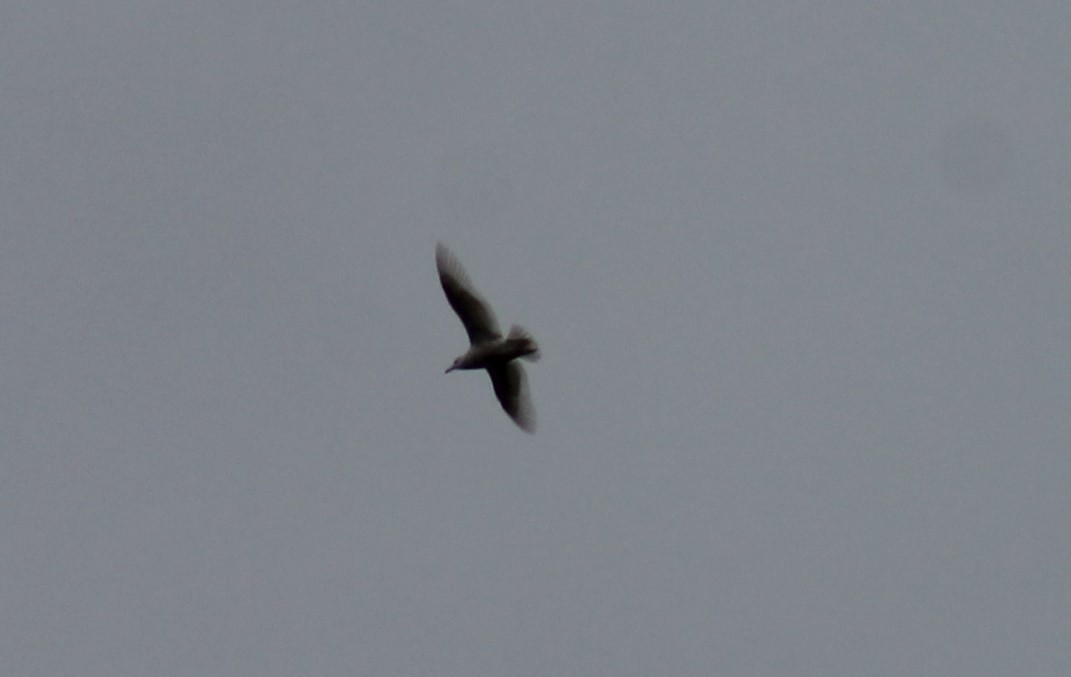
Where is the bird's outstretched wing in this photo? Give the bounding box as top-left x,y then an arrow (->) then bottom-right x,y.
436,243 -> 501,344
488,361 -> 536,433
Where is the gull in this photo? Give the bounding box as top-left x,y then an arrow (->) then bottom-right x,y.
436,242 -> 540,433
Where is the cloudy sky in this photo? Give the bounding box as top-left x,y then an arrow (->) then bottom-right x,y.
2,2 -> 1069,675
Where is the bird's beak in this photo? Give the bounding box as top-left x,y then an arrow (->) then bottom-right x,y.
445,365 -> 455,374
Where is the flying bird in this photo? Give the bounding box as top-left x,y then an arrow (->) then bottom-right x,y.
436,242 -> 540,433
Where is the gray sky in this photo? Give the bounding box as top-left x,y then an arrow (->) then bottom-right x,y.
3,2 -> 1069,675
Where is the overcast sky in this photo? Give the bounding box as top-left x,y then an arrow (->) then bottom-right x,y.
2,2 -> 1069,675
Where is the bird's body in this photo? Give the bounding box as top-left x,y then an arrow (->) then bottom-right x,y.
446,325 -> 539,371
436,243 -> 539,433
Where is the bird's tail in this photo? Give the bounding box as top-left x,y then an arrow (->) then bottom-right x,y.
507,325 -> 540,362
